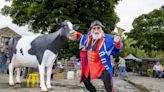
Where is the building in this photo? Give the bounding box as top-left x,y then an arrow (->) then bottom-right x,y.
0,27 -> 21,47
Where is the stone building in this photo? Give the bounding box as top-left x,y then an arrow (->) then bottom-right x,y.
0,27 -> 21,47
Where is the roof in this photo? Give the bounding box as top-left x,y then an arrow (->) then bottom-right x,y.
0,27 -> 21,37
0,26 -> 33,36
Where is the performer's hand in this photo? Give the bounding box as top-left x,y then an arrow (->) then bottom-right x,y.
114,36 -> 121,43
69,31 -> 78,41
114,36 -> 122,48
69,31 -> 82,41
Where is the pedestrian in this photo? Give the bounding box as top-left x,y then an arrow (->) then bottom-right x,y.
118,57 -> 128,78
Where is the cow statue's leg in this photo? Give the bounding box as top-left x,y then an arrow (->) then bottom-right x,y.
15,68 -> 21,84
45,53 -> 57,89
8,58 -> 15,86
46,64 -> 53,89
38,64 -> 47,92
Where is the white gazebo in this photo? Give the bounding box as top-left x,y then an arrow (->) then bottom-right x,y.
123,54 -> 141,62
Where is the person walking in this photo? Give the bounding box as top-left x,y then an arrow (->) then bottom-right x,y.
118,57 -> 128,78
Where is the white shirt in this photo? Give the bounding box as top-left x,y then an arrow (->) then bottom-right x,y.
119,58 -> 126,67
153,65 -> 163,71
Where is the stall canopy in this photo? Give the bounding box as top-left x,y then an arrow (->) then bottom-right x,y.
123,54 -> 142,62
142,58 -> 164,62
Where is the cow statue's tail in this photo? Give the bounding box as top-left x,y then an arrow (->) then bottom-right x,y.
8,36 -> 21,62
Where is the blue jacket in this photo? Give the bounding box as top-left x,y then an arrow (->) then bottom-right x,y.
79,33 -> 122,77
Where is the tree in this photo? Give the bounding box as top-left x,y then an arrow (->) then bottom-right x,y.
1,0 -> 120,59
120,38 -> 148,58
127,5 -> 164,52
1,0 -> 120,33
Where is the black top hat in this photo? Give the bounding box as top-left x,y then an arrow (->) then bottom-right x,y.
90,20 -> 105,28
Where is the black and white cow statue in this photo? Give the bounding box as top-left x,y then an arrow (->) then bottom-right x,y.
8,18 -> 79,92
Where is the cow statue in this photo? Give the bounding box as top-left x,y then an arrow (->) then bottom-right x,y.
8,18 -> 79,92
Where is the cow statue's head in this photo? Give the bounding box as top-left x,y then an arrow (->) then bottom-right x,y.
56,18 -> 80,40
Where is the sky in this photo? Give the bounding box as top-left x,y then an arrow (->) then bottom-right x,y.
0,0 -> 164,35
0,0 -> 32,35
115,0 -> 164,32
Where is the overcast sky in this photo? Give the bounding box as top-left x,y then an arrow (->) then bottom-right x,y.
0,0 -> 31,35
115,0 -> 164,32
0,0 -> 164,35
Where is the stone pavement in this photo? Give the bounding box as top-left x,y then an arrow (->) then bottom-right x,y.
127,74 -> 164,92
2,73 -> 164,92
0,74 -> 140,92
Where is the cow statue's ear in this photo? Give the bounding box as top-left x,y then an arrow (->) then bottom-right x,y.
73,24 -> 80,30
56,18 -> 63,26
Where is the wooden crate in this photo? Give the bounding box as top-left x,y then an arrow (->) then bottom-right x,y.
54,72 -> 66,79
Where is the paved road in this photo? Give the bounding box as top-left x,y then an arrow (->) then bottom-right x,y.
0,74 -> 139,92
128,75 -> 164,92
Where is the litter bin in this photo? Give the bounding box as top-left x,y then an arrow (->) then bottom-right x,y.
67,71 -> 75,80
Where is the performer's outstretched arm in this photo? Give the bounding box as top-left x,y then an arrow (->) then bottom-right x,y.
111,36 -> 123,56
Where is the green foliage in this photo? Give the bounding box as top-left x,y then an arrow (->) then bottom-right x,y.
0,5 -> 11,16
127,5 -> 164,52
147,69 -> 153,77
121,38 -> 164,58
1,0 -> 120,33
1,0 -> 120,59
147,50 -> 164,58
58,41 -> 80,59
120,38 -> 148,58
